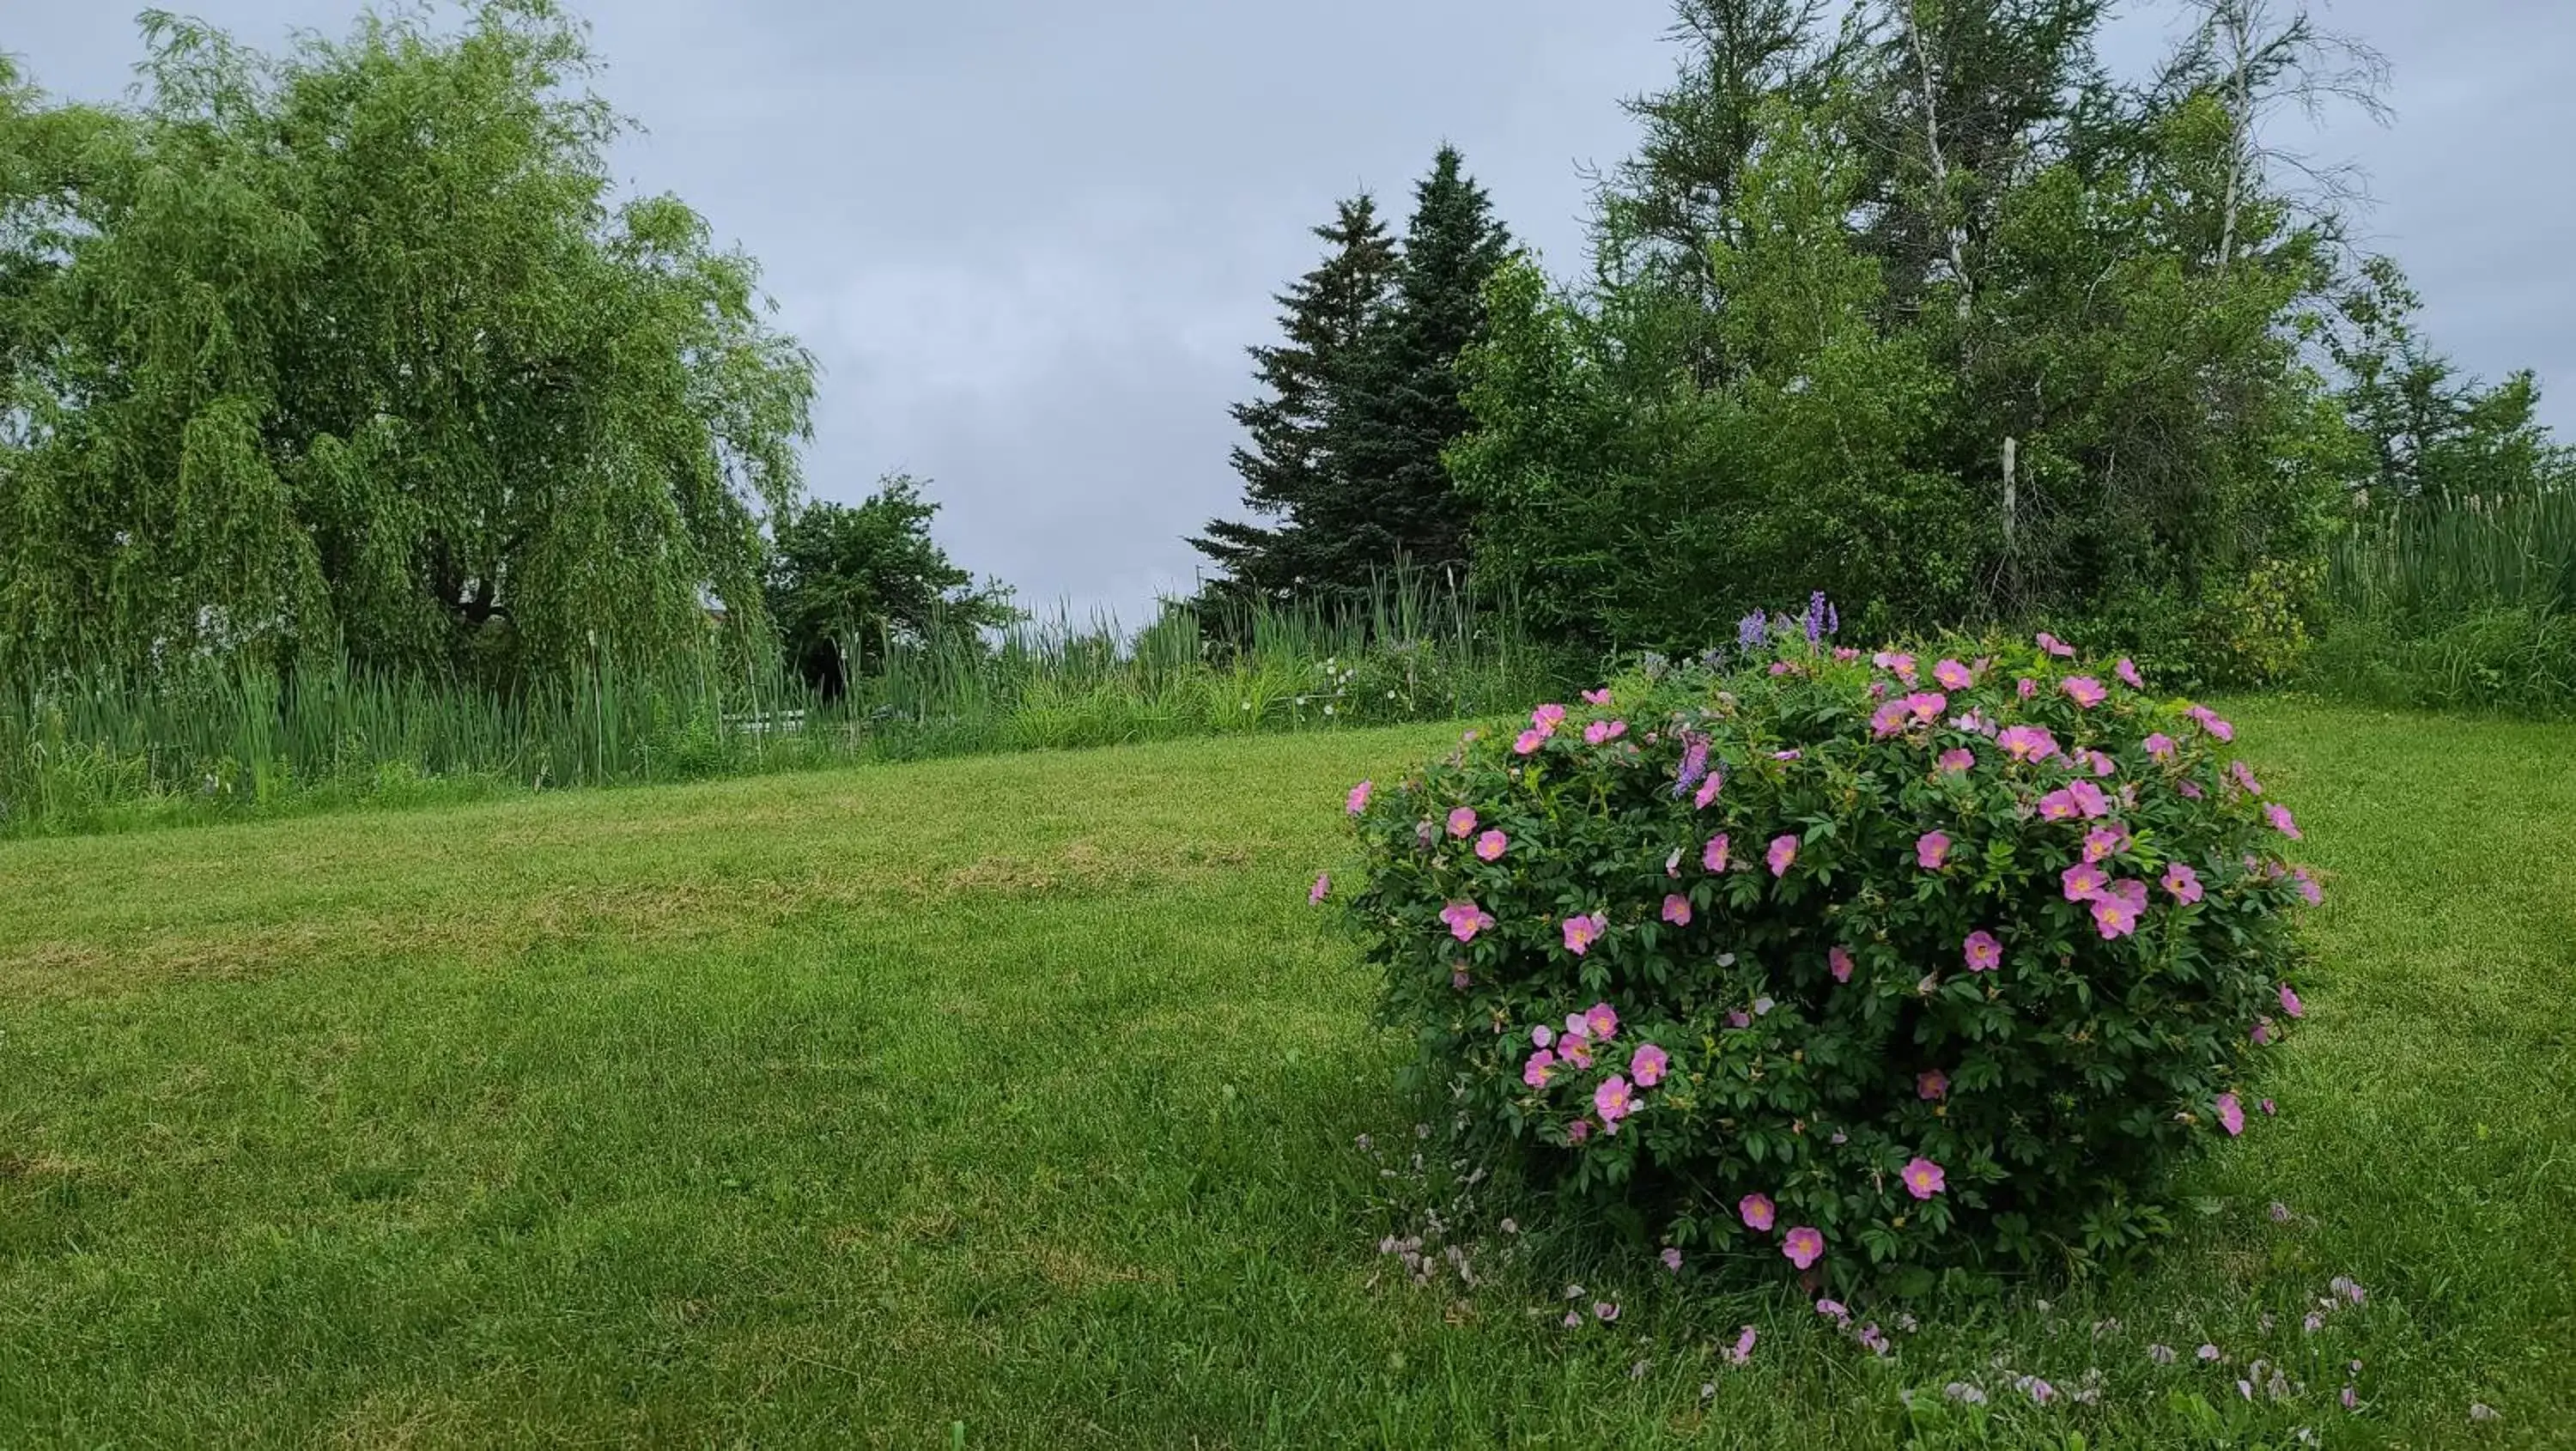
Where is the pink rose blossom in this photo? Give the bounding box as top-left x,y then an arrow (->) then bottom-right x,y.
2091,894 -> 2141,940
2280,984 -> 2304,1019
1439,901 -> 1494,942
2079,749 -> 2117,778
1660,1247 -> 1683,1272
1586,1002 -> 1619,1039
1583,688 -> 1614,707
1309,873 -> 1330,905
2216,1092 -> 2246,1136
2018,677 -> 2038,699
1870,700 -> 1911,738
2265,804 -> 2301,840
1767,834 -> 1800,877
1829,945 -> 1855,982
1901,1156 -> 1947,1199
1563,912 -> 1608,955
1917,831 -> 1953,870
1346,780 -> 1372,815
1447,805 -> 1478,838
1726,1326 -> 1758,1366
1872,651 -> 1919,684
2292,867 -> 2323,906
1703,833 -> 1731,872
1522,1049 -> 1557,1088
1475,829 -> 1509,861
2251,1019 -> 2272,1046
2178,779 -> 2205,799
1782,1226 -> 1825,1269
2186,704 -> 2235,742
1631,1043 -> 1669,1087
1565,1119 -> 1591,1144
1662,893 -> 1692,926
2062,861 -> 2108,901
1514,728 -> 1546,755
2117,658 -> 2146,689
1594,1073 -> 1636,1124
1997,725 -> 2059,762
1904,691 -> 1949,723
2163,862 -> 2203,903
2038,789 -> 2081,823
1918,1069 -> 1948,1101
2063,677 -> 2108,708
1964,931 -> 2002,973
1695,770 -> 1725,810
2036,631 -> 2076,658
2230,761 -> 2263,796
1531,1024 -> 1553,1048
1937,747 -> 1976,774
1935,659 -> 1975,690
2083,824 -> 2130,862
2068,780 -> 2111,818
1534,703 -> 1567,731
1739,1193 -> 1776,1232
2145,732 -> 2179,762
1583,719 -> 1628,745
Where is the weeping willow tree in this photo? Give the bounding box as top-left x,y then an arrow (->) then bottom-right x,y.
0,2 -> 815,684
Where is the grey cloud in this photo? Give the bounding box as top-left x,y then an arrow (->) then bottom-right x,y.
14,0 -> 2570,623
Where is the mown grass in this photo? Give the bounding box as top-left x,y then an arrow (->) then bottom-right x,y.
0,701 -> 2567,1447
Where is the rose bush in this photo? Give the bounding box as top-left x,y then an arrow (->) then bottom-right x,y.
1335,614 -> 2318,1290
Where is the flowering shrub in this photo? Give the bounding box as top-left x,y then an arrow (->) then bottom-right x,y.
1335,612 -> 2319,1290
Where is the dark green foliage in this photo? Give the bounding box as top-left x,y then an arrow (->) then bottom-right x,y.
1346,628 -> 2318,1287
1192,194 -> 1399,598
0,3 -> 815,684
765,477 -> 1018,695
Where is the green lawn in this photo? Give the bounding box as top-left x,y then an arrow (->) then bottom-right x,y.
1,701 -> 2568,1448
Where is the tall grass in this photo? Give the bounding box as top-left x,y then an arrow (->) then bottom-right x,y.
2310,489 -> 2576,713
0,574 -> 1565,839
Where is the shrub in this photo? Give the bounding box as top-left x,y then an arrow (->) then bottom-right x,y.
1339,620 -> 2318,1291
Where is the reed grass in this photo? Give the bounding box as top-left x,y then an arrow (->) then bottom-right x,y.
2310,489 -> 2576,714
0,575 -> 1564,840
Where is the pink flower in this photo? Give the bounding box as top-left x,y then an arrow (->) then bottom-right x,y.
2063,677 -> 2108,708
2091,894 -> 2141,940
2216,1092 -> 2245,1137
2078,749 -> 2117,778
1870,700 -> 1911,738
1963,931 -> 2002,973
1662,893 -> 1692,926
2036,631 -> 2076,658
1558,1031 -> 1594,1069
1447,805 -> 1478,838
2068,780 -> 2111,818
2280,984 -> 2304,1019
1534,703 -> 1568,731
2262,1098 -> 2277,1116
1834,647 -> 1861,661
1583,688 -> 1614,707
1593,1300 -> 1619,1322
1873,651 -> 1919,684
1997,725 -> 2059,762
1532,1024 -> 1554,1048
2145,732 -> 2179,762
1703,833 -> 1730,872
2163,862 -> 2203,903
1309,873 -> 1330,905
2292,867 -> 2323,906
1767,834 -> 1800,877
1631,1042 -> 1669,1087
1829,945 -> 1855,982
1918,1069 -> 1948,1101
1660,1247 -> 1683,1272
2083,824 -> 2130,862
1514,728 -> 1546,755
1594,1073 -> 1636,1123
2178,779 -> 2205,799
1522,1049 -> 1557,1088
1452,967 -> 1471,990
2038,789 -> 2081,823
1583,719 -> 1629,745
1937,747 -> 1976,774
2018,677 -> 2038,699
1566,1118 -> 1591,1144
1782,1226 -> 1825,1269
1935,659 -> 1974,689
1726,1326 -> 1758,1365
1586,1002 -> 1619,1039
1563,912 -> 1608,956
1917,831 -> 1953,870
2251,1019 -> 2272,1046
2062,861 -> 2108,901
2117,658 -> 2145,689
1739,1193 -> 1775,1232
1904,691 -> 1950,723
1693,770 -> 1724,810
1439,901 -> 1494,942
1901,1156 -> 1947,1199
1346,780 -> 1372,815
2265,804 -> 2301,840
2110,877 -> 2148,909
2186,705 -> 2235,742
2231,761 -> 2263,796
1475,829 -> 1509,861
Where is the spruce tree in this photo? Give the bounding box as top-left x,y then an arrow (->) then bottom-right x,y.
1190,194 -> 1396,598
1313,146 -> 1513,588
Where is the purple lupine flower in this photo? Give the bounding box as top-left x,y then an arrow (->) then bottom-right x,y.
1673,733 -> 1711,798
1738,610 -> 1770,649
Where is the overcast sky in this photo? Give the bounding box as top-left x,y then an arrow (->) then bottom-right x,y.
15,1 -> 2570,623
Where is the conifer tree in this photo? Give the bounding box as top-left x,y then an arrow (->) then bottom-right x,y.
1190,194 -> 1396,597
